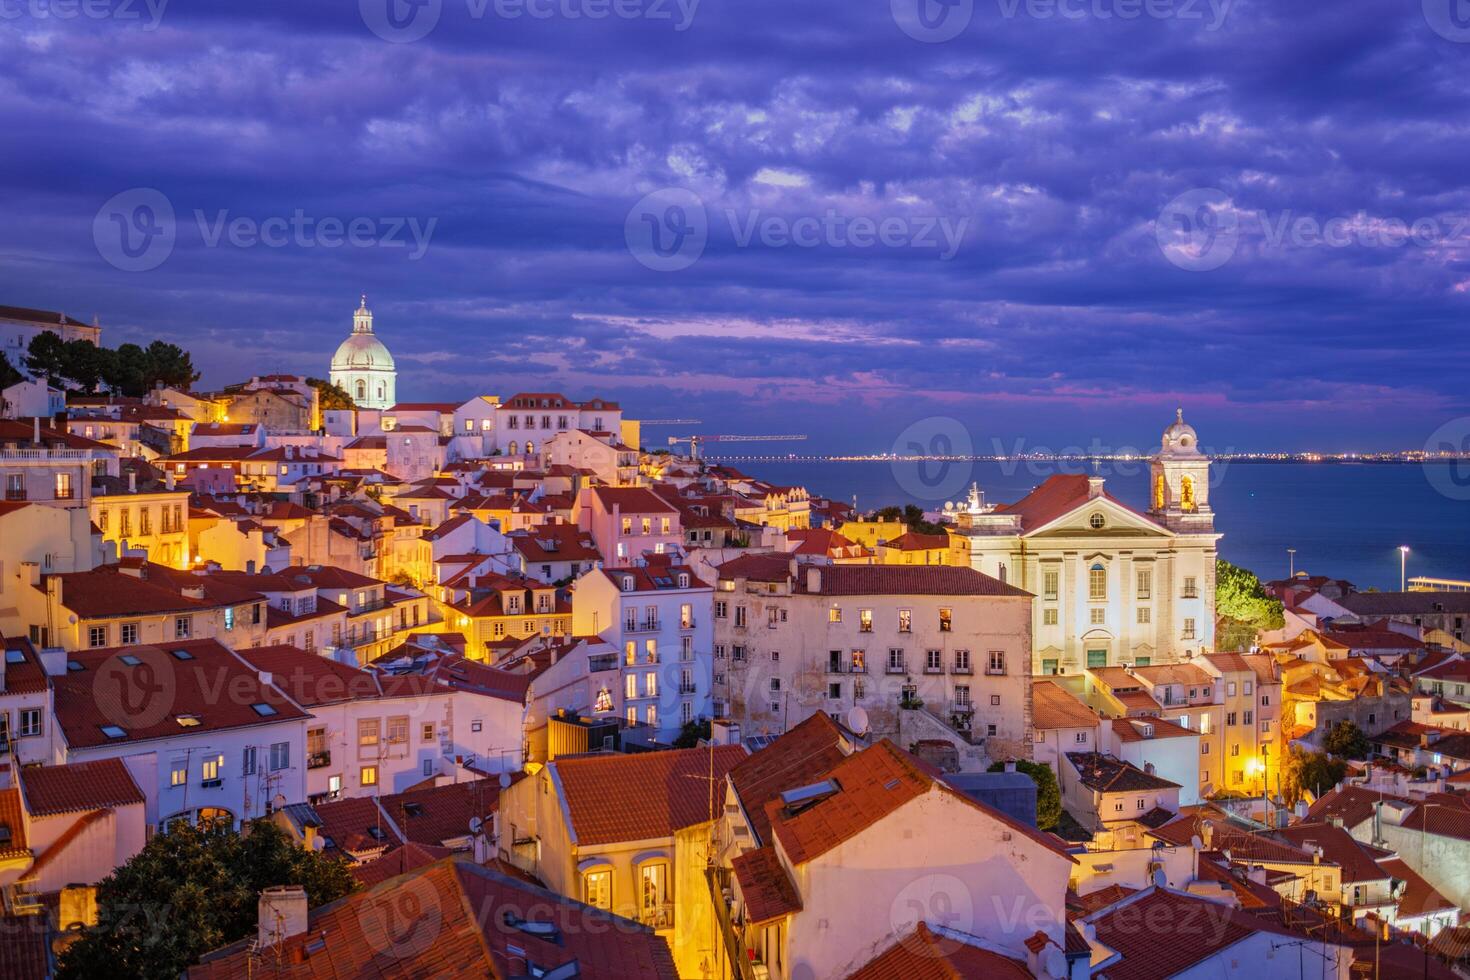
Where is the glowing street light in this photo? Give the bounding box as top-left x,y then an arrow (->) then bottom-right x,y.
1399,546 -> 1410,592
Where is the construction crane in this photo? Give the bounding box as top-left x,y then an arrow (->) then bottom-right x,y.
667,433 -> 807,461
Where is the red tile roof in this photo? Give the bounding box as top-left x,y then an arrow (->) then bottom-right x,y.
589,486 -> 676,514
0,789 -> 28,860
846,922 -> 1034,980
800,564 -> 1027,597
553,745 -> 748,846
52,639 -> 310,748
47,565 -> 214,618
19,758 -> 145,817
232,645 -> 384,707
996,474 -> 1162,535
728,713 -> 851,846
1032,681 -> 1100,730
731,845 -> 802,924
1085,888 -> 1275,979
381,777 -> 515,848
1272,823 -> 1390,883
191,859 -> 678,979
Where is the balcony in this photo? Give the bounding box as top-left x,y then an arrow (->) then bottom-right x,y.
849,662 -> 867,674
3,489 -> 24,502
625,620 -> 661,634
922,664 -> 944,675
679,618 -> 696,630
951,664 -> 973,675
308,750 -> 332,769
885,662 -> 906,675
827,661 -> 845,674
679,682 -> 698,695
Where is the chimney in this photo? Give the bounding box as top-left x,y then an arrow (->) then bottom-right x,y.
806,566 -> 821,594
257,886 -> 309,948
1087,475 -> 1105,499
127,472 -> 136,493
32,416 -> 40,445
165,471 -> 176,491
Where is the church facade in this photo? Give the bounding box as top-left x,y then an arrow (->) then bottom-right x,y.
330,296 -> 396,410
955,410 -> 1220,673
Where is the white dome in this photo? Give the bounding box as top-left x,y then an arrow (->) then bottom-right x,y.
1161,408 -> 1202,456
331,331 -> 395,372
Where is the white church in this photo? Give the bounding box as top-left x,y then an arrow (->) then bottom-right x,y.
955,410 -> 1220,673
330,295 -> 396,410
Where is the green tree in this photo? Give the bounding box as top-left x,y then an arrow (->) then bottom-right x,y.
142,340 -> 199,390
1282,746 -> 1348,804
307,376 -> 356,411
673,719 -> 712,748
60,339 -> 112,393
1215,558 -> 1285,651
988,759 -> 1062,830
55,820 -> 355,980
23,330 -> 67,386
1324,719 -> 1372,759
104,342 -> 151,396
0,352 -> 22,390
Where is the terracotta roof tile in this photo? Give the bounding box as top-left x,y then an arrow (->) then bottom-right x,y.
1031,681 -> 1100,730
554,746 -> 747,846
19,758 -> 144,817
731,845 -> 802,924
800,565 -> 1027,597
728,713 -> 851,846
846,922 -> 1033,980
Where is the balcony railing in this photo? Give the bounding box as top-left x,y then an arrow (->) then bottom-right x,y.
625,620 -> 661,633
308,750 -> 332,769
679,682 -> 698,695
922,663 -> 944,675
951,664 -> 973,675
3,489 -> 24,502
639,902 -> 674,929
885,662 -> 906,675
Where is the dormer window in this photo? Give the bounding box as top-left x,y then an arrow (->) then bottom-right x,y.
677,574 -> 689,589
623,576 -> 635,592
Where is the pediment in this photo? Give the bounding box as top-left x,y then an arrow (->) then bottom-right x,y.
1025,496 -> 1172,539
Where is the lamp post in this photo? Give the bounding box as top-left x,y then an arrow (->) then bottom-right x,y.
1288,548 -> 1296,578
1399,546 -> 1410,592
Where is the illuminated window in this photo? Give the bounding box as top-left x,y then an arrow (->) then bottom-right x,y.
584,870 -> 611,909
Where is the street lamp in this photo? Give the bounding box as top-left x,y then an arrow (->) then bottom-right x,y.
1399,546 -> 1410,592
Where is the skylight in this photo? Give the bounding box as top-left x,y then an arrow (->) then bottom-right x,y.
250,703 -> 278,717
119,655 -> 141,666
4,650 -> 24,665
176,714 -> 202,727
170,649 -> 194,660
780,779 -> 840,813
66,661 -> 83,672
100,725 -> 127,738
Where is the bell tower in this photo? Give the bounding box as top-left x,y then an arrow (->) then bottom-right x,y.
1150,408 -> 1213,532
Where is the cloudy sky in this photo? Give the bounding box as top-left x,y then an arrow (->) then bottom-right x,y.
4,0 -> 1469,453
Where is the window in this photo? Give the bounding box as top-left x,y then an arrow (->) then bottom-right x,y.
1182,576 -> 1198,599
120,622 -> 139,645
1227,712 -> 1237,726
1244,710 -> 1254,725
1226,681 -> 1237,697
1090,608 -> 1106,625
170,765 -> 187,787
1042,608 -> 1058,626
88,625 -> 108,648
955,685 -> 971,705
954,649 -> 971,673
644,673 -> 658,698
828,682 -> 842,700
646,705 -> 657,726
387,717 -> 408,744
898,609 -> 912,633
18,709 -> 40,737
939,608 -> 952,632
242,745 -> 257,776
54,472 -> 72,500
1136,569 -> 1152,600
987,650 -> 1006,675
358,719 -> 380,747
174,616 -> 191,640
361,766 -> 378,787
202,756 -> 221,783
1201,742 -> 1210,755
1043,570 -> 1059,600
585,870 -> 612,909
1088,564 -> 1106,601
850,650 -> 866,673
734,606 -> 747,628
925,649 -> 942,673
888,648 -> 905,672
1075,732 -> 1088,744
1183,618 -> 1196,639
829,606 -> 842,624
625,674 -> 638,700
1089,512 -> 1105,529
269,742 -> 290,771
715,600 -> 728,619
1136,607 -> 1151,624
859,609 -> 873,633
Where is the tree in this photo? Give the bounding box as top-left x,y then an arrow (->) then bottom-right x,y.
1215,558 -> 1284,651
1324,720 -> 1372,759
673,719 -> 712,748
60,338 -> 112,393
988,759 -> 1062,830
1282,746 -> 1348,804
55,820 -> 354,980
23,330 -> 67,386
0,352 -> 22,390
873,503 -> 948,536
104,342 -> 151,396
307,376 -> 356,411
142,340 -> 199,390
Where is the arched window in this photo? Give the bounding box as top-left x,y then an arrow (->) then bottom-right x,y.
377,383 -> 385,401
1180,476 -> 1196,512
526,441 -> 535,455
355,380 -> 366,400
508,441 -> 518,456
1089,562 -> 1107,601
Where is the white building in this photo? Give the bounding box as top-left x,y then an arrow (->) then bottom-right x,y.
329,296 -> 396,411
957,410 -> 1220,673
570,555 -> 714,739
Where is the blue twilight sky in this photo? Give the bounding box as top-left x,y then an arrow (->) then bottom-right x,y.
3,0 -> 1469,455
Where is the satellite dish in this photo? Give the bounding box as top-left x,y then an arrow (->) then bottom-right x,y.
846,706 -> 869,737
498,771 -> 512,789
468,816 -> 484,835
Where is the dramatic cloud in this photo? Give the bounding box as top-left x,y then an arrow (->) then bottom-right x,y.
3,0 -> 1468,451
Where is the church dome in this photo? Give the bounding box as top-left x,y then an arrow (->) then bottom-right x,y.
331,331 -> 394,372
1160,408 -> 1202,456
